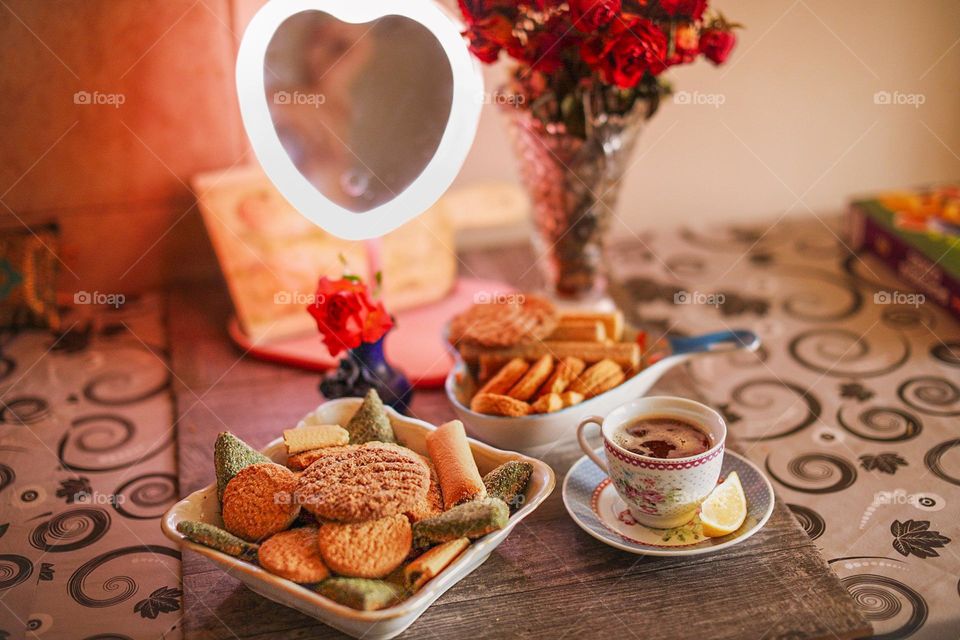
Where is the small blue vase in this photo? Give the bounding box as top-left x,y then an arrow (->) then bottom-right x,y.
319,334 -> 413,414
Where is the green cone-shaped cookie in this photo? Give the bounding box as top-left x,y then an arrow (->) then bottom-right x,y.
214,432 -> 271,500
177,520 -> 259,562
483,461 -> 534,509
316,578 -> 403,611
345,389 -> 396,444
413,497 -> 509,548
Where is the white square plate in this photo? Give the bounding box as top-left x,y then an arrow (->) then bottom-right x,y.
162,398 -> 556,639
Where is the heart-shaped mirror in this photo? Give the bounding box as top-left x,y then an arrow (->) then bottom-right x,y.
237,0 -> 483,240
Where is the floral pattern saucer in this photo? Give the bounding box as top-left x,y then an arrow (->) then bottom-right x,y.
563,449 -> 775,556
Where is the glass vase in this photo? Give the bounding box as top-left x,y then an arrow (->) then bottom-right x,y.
504,100 -> 646,302
319,333 -> 413,414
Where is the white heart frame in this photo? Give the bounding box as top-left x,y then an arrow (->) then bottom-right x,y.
236,0 -> 484,240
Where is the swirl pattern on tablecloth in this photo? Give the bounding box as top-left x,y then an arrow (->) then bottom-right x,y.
30,508 -> 111,552
837,406 -> 923,442
67,545 -> 180,608
112,473 -> 178,520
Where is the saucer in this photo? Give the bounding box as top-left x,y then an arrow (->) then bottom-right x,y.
562,449 -> 775,556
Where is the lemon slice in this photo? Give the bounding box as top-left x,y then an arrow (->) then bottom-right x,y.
699,471 -> 747,537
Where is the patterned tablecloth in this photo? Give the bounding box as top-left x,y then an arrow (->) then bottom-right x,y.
607,216 -> 959,639
0,296 -> 181,640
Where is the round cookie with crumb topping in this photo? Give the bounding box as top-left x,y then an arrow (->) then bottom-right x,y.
258,527 -> 329,583
222,462 -> 300,542
317,514 -> 412,578
294,443 -> 430,522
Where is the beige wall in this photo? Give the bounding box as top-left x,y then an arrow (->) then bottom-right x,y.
0,0 -> 957,294
456,0 -> 960,235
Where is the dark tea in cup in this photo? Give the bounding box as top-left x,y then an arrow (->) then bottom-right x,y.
614,416 -> 712,459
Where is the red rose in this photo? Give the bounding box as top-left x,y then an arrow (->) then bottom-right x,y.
464,13 -> 517,63
509,16 -> 569,72
570,0 -> 621,31
699,28 -> 736,65
658,0 -> 706,20
668,23 -> 699,65
599,18 -> 667,87
307,277 -> 394,357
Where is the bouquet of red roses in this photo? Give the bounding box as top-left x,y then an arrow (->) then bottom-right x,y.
458,0 -> 740,136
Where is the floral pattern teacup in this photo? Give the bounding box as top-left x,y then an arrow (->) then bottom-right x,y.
577,396 -> 726,529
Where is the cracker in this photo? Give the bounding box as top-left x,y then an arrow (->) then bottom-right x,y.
569,359 -> 625,398
530,393 -> 563,414
477,358 -> 529,395
258,527 -> 330,583
283,424 -> 349,454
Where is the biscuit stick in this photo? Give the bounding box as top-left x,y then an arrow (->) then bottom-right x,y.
459,340 -> 639,371
426,420 -> 486,509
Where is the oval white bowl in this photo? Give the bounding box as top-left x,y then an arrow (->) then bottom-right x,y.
162,398 -> 555,640
446,330 -> 761,452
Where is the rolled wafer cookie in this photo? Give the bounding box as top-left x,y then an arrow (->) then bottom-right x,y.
477,358 -> 528,394
283,424 -> 349,454
403,538 -> 469,591
506,355 -> 553,401
536,356 -> 585,397
470,393 -> 533,417
569,359 -> 625,398
426,420 -> 486,509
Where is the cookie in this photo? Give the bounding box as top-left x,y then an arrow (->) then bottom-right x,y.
315,578 -> 402,611
426,420 -> 486,509
294,443 -> 429,522
284,424 -> 349,454
317,514 -> 412,578
221,463 -> 300,542
530,392 -> 563,414
405,455 -> 444,522
214,432 -> 271,501
506,355 -> 554,401
483,461 -> 534,508
477,358 -> 529,394
569,359 -> 625,398
345,389 -> 396,444
176,520 -> 259,562
449,294 -> 558,348
403,538 -> 469,591
412,497 -> 510,548
537,356 -> 585,396
257,527 -> 330,583
287,448 -> 329,471
470,393 -> 532,417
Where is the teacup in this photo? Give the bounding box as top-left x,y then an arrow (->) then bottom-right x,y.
577,396 -> 726,529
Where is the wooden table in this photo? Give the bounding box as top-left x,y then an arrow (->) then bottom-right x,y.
171,246 -> 871,640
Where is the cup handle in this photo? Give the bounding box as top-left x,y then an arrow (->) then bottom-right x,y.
577,415 -> 608,474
